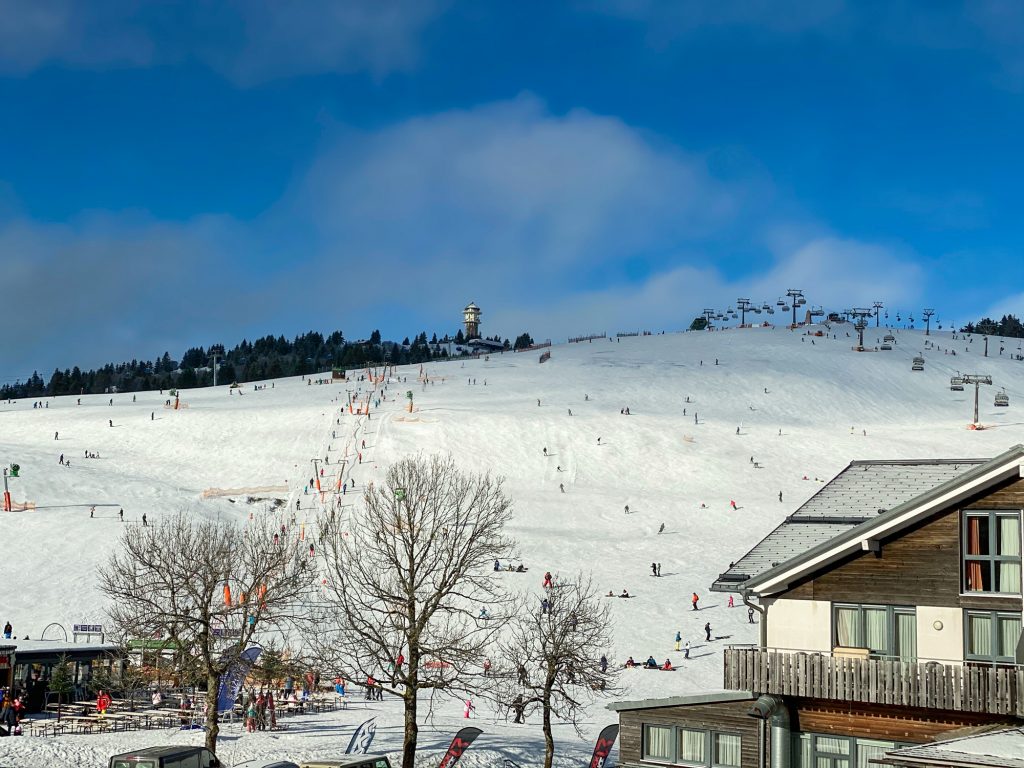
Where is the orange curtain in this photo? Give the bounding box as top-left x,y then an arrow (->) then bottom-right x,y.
966,517 -> 984,590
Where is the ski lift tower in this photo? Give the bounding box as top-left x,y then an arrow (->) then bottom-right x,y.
736,298 -> 752,327
962,374 -> 993,426
702,308 -> 716,329
786,289 -> 805,327
923,309 -> 935,336
209,344 -> 226,387
873,301 -> 884,327
851,308 -> 873,350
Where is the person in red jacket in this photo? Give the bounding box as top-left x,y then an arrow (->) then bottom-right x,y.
96,690 -> 112,717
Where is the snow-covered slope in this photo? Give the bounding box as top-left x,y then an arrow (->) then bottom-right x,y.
2,324 -> 1023,766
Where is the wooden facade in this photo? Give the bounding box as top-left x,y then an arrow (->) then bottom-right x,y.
618,699 -> 762,768
782,476 -> 1024,612
791,699 -> 1014,742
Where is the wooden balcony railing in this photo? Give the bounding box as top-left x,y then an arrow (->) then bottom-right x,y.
723,646 -> 1024,717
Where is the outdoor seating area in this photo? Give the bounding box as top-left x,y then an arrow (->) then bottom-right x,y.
19,689 -> 348,738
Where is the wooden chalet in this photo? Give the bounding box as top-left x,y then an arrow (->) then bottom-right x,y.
611,445 -> 1024,768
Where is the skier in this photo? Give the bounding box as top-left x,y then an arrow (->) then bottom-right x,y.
727,594 -> 735,608
540,598 -> 550,615
704,622 -> 712,641
568,408 -> 572,416
58,454 -> 64,465
142,513 -> 147,527
118,508 -> 124,522
658,522 -> 665,534
730,500 -> 737,510
543,447 -> 547,456
599,655 -> 608,673
151,412 -> 154,421
463,699 -> 475,719
597,437 -> 601,445
657,563 -> 662,576
559,483 -> 564,493
684,641 -> 691,659
674,631 -> 682,651
779,491 -> 783,502
90,506 -> 94,518
109,419 -> 113,428
54,431 -> 58,440
624,504 -> 629,514
651,562 -> 658,577
691,592 -> 699,610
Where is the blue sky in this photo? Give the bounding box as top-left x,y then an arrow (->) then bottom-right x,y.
2,0 -> 1023,377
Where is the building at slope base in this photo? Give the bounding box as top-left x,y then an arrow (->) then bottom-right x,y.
610,445 -> 1024,768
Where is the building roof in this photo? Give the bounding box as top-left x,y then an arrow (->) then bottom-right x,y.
711,458 -> 989,592
9,639 -> 120,655
741,444 -> 1024,596
464,302 -> 480,311
607,691 -> 754,712
878,728 -> 1024,768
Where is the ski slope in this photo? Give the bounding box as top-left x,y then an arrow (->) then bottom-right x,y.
2,324 -> 1024,767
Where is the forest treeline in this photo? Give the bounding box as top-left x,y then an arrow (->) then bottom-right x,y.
3,327 -> 534,400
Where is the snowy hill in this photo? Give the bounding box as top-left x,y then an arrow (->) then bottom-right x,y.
2,324 -> 1024,766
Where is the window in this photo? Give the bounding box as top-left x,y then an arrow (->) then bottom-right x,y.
833,604 -> 916,660
963,511 -> 1022,594
641,725 -> 742,766
713,733 -> 742,768
644,725 -> 674,762
795,733 -> 909,768
965,610 -> 1022,665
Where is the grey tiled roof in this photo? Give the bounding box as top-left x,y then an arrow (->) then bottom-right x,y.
711,458 -> 987,592
880,728 -> 1024,768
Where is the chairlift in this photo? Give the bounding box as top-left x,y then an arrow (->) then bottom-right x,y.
776,299 -> 785,307
896,313 -> 902,322
995,388 -> 1010,407
761,303 -> 770,310
754,308 -> 762,314
797,297 -> 807,306
782,304 -> 790,312
880,342 -> 892,351
767,307 -> 775,314
912,356 -> 924,371
950,374 -> 964,391
884,311 -> 889,319
883,333 -> 895,343
810,305 -> 824,317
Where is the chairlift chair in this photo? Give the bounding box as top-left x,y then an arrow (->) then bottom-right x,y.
883,334 -> 895,343
880,343 -> 892,351
767,307 -> 775,314
912,356 -> 924,371
950,374 -> 964,391
782,304 -> 790,312
776,299 -> 785,307
797,297 -> 807,306
762,303 -> 770,310
995,389 -> 1010,407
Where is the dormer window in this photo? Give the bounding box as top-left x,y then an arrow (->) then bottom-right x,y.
962,510 -> 1022,594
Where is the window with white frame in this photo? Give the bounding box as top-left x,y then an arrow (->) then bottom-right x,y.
963,510 -> 1022,594
640,724 -> 742,766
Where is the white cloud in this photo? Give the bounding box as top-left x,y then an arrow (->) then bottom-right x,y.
0,0 -> 446,83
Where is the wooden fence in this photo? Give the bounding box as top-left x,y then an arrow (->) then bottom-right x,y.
723,647 -> 1024,716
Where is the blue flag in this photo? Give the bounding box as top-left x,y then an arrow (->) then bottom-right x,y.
216,646 -> 262,713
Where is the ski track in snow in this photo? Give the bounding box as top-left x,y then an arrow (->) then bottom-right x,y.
2,326 -> 1022,767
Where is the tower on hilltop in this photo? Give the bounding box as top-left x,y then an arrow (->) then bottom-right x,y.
463,301 -> 481,340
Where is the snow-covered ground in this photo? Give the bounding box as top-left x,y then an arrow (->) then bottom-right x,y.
2,324 -> 1023,767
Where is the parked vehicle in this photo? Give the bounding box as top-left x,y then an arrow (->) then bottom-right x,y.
110,745 -> 221,768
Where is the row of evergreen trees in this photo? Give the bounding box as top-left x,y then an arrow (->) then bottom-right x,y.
2,327 -> 533,400
961,314 -> 1024,339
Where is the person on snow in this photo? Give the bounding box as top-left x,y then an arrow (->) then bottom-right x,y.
142,513 -> 147,527
463,699 -> 475,718
543,571 -> 553,588
625,656 -> 637,668
96,690 -> 112,717
54,431 -> 58,440
644,656 -> 658,669
730,500 -> 737,510
691,592 -> 699,610
2,622 -> 11,639
118,509 -> 124,522
651,562 -> 657,577
662,659 -> 673,671
482,658 -> 492,676
559,483 -> 564,493
599,655 -> 608,673
620,589 -> 630,598
704,622 -> 712,641
494,559 -> 500,571
512,694 -> 525,724
541,598 -> 550,615
517,664 -> 529,685
674,631 -> 682,651
658,523 -> 665,534
684,641 -> 691,659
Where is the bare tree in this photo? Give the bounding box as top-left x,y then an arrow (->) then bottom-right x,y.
311,455 -> 514,768
497,574 -> 620,768
100,510 -> 313,755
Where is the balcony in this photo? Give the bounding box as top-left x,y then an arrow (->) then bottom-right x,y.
723,646 -> 1024,717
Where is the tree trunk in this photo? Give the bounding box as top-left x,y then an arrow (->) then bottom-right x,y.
542,687 -> 554,768
402,690 -> 418,768
204,670 -> 220,754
